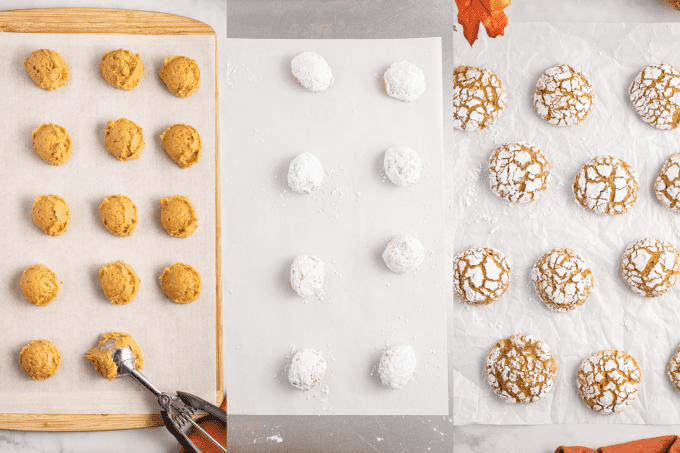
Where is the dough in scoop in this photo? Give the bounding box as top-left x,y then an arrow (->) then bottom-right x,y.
32,195 -> 70,236
100,49 -> 144,90
24,49 -> 69,91
20,340 -> 61,380
159,56 -> 200,98
85,332 -> 143,381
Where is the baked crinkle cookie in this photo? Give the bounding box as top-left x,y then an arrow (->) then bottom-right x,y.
24,49 -> 69,91
100,49 -> 144,90
453,65 -> 507,131
383,61 -> 426,102
534,64 -> 594,126
573,156 -> 639,215
630,64 -> 680,130
531,248 -> 594,312
485,334 -> 556,404
32,123 -> 72,166
489,142 -> 551,203
453,246 -> 511,305
382,235 -> 424,273
577,350 -> 641,415
290,254 -> 325,297
655,153 -> 680,213
669,344 -> 680,393
378,345 -> 416,389
288,349 -> 326,391
159,56 -> 200,98
621,238 -> 680,297
290,52 -> 334,93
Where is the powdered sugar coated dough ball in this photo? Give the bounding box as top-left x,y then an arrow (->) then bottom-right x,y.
290,52 -> 334,93
384,145 -> 422,187
382,235 -> 424,273
378,345 -> 417,389
288,349 -> 326,391
288,153 -> 324,194
383,61 -> 426,102
290,254 -> 325,297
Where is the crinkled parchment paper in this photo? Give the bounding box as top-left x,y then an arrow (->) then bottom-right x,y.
453,22 -> 680,424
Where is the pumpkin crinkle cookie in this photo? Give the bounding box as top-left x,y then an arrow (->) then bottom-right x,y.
489,142 -> 551,203
630,64 -> 680,130
534,64 -> 594,126
485,334 -> 557,403
621,238 -> 680,297
669,344 -> 680,393
655,153 -> 680,213
452,65 -> 507,131
573,156 -> 638,215
531,248 -> 594,312
577,349 -> 641,415
453,246 -> 511,305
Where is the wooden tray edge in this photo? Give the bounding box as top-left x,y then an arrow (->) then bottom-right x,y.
0,7 -> 223,431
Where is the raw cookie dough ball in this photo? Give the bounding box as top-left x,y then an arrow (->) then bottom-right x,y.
160,124 -> 201,169
160,196 -> 198,238
24,49 -> 69,91
453,246 -> 511,306
669,344 -> 680,393
534,64 -> 594,126
20,340 -> 61,380
383,61 -> 426,102
621,238 -> 680,297
288,349 -> 326,391
104,118 -> 144,161
159,56 -> 200,98
100,49 -> 144,90
383,145 -> 422,187
99,195 -> 138,237
531,248 -> 594,312
32,123 -> 72,166
288,153 -> 324,194
32,195 -> 70,236
378,344 -> 417,389
160,263 -> 202,304
290,52 -> 334,93
85,332 -> 143,381
382,235 -> 424,273
486,334 -> 557,403
630,64 -> 680,130
573,156 -> 639,215
654,153 -> 680,213
489,142 -> 551,203
290,254 -> 324,297
20,264 -> 59,307
453,65 -> 507,131
577,349 -> 641,414
98,261 -> 140,305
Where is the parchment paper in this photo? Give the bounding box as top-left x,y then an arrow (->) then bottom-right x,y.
0,33 -> 216,414
224,38 -> 447,415
453,22 -> 680,424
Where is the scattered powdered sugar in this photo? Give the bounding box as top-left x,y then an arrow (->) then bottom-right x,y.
267,435 -> 283,443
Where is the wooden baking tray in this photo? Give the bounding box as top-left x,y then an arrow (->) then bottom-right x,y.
0,8 -> 222,432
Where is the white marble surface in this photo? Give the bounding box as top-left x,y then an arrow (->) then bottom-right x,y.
0,0 -> 226,452
454,2 -> 680,452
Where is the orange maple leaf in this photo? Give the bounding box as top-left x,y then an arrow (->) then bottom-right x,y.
455,0 -> 511,47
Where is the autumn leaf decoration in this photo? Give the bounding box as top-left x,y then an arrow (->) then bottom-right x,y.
455,0 -> 511,47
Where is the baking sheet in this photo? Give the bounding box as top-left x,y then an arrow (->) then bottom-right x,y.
0,33 -> 216,414
224,38 -> 447,415
453,22 -> 680,424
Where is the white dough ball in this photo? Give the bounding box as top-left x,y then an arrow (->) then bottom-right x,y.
290,254 -> 325,297
378,345 -> 416,389
383,61 -> 426,102
384,145 -> 422,187
382,235 -> 424,273
291,52 -> 334,93
288,152 -> 324,194
288,349 -> 326,391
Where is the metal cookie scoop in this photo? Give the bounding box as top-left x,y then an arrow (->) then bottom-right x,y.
111,345 -> 226,453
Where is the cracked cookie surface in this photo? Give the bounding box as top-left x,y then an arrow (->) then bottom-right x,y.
489,142 -> 551,203
453,246 -> 511,305
630,64 -> 680,130
531,248 -> 593,312
534,64 -> 594,126
669,344 -> 680,393
621,238 -> 680,297
655,153 -> 680,213
577,349 -> 641,415
573,156 -> 638,215
485,334 -> 557,404
453,65 -> 507,131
